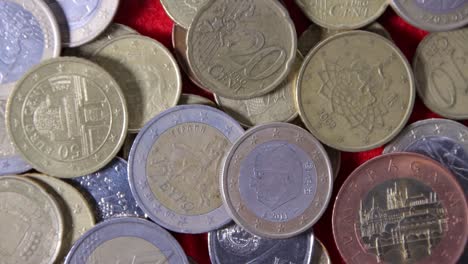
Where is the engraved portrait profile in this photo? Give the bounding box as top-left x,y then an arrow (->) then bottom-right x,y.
250,143 -> 302,210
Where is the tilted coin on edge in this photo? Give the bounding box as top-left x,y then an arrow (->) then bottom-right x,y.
128,105 -> 244,233
187,0 -> 297,99
6,57 -> 128,178
221,123 -> 333,239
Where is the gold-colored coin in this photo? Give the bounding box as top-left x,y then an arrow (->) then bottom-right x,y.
6,57 -> 128,178
25,173 -> 95,262
215,53 -> 303,127
297,31 -> 415,152
179,93 -> 216,107
0,175 -> 63,263
92,35 -> 182,132
311,239 -> 331,264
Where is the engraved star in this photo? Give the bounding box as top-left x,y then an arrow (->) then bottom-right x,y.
250,135 -> 258,145
130,41 -> 138,49
32,73 -> 39,82
225,125 -> 233,135
150,128 -> 159,139
178,217 -> 188,226
113,108 -> 121,117
151,48 -> 159,55
22,143 -> 29,150
11,118 -> 18,128
386,125 -> 394,133
434,124 -> 442,134
400,75 -> 409,84
93,154 -> 100,161
103,84 -> 111,93
2,161 -> 9,168
337,137 -> 344,143
16,93 -> 24,102
199,111 -> 208,121
459,131 -> 467,142
277,224 -> 285,232
163,63 -> 171,71
173,114 -> 181,124
73,204 -> 82,214
295,133 -> 304,142
56,64 -> 64,73
272,128 -> 279,138
43,160 -> 51,167
109,133 -> 116,142
207,216 -> 215,224
152,203 -> 162,212
98,10 -> 109,19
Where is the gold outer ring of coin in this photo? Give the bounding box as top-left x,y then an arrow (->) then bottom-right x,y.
312,238 -> 331,264
296,31 -> 415,152
0,175 -> 64,264
6,57 -> 128,178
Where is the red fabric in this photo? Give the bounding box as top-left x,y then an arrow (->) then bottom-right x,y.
114,1 -> 467,263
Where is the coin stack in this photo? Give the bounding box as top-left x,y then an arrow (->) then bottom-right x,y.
0,0 -> 467,263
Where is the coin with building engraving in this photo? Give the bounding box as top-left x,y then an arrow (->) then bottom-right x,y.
208,224 -> 314,264
0,175 -> 64,264
333,153 -> 468,264
0,99 -> 32,175
26,173 -> 95,262
391,0 -> 468,32
128,105 -> 244,233
65,217 -> 189,264
45,0 -> 119,47
215,53 -> 302,127
187,0 -> 297,99
297,31 -> 415,152
0,0 -> 60,99
69,157 -> 145,221
295,0 -> 388,30
161,0 -> 209,29
92,35 -> 181,132
414,28 -> 468,119
6,57 -> 128,178
179,93 -> 216,107
222,123 -> 332,238
311,239 -> 331,264
63,23 -> 138,58
384,118 -> 468,194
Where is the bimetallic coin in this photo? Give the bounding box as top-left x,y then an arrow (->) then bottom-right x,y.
26,173 -> 95,262
46,0 -> 119,47
295,0 -> 388,30
70,157 -> 146,221
92,35 -> 182,132
187,0 -> 297,99
65,217 -> 189,264
0,0 -> 60,98
208,224 -> 314,264
161,0 -> 209,29
414,28 -> 468,119
179,93 -> 216,107
311,239 -> 331,264
222,123 -> 333,239
384,118 -> 468,193
64,23 -> 138,58
391,0 -> 468,32
333,153 -> 468,263
215,52 -> 303,127
129,105 -> 244,233
6,57 -> 128,178
0,99 -> 32,175
0,176 -> 63,264
297,31 -> 415,152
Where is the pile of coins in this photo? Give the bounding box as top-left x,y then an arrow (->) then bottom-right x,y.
0,0 -> 467,263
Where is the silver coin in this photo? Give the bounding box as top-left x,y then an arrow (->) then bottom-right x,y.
391,0 -> 468,32
0,99 -> 31,175
384,118 -> 468,193
221,123 -> 333,239
0,0 -> 61,98
69,157 -> 146,221
64,217 -> 189,264
45,0 -> 119,47
128,105 -> 244,233
208,224 -> 314,264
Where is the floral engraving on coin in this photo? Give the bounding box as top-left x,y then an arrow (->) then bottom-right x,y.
217,225 -> 262,256
359,178 -> 447,263
0,1 -> 44,84
49,0 -> 100,30
415,0 -> 466,12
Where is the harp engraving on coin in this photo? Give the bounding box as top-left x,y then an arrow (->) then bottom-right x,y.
217,225 -> 262,255
358,178 -> 447,263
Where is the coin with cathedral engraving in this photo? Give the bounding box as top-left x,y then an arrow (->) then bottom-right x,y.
64,217 -> 189,264
26,173 -> 95,262
391,0 -> 468,32
92,35 -> 181,132
63,23 -> 138,58
187,0 -> 297,99
311,239 -> 331,264
413,28 -> 468,119
297,31 -> 415,152
128,105 -> 244,233
333,153 -> 468,264
208,224 -> 314,264
0,175 -> 64,264
0,0 -> 61,99
384,118 -> 468,194
295,0 -> 388,30
0,99 -> 32,175
69,157 -> 146,221
179,93 -> 216,107
222,123 -> 332,239
6,57 -> 128,178
215,52 -> 302,127
161,0 -> 209,29
46,0 -> 119,47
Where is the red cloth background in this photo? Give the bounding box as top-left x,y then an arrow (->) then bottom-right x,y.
113,1 -> 467,263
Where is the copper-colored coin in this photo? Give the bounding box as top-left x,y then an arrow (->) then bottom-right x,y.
333,153 -> 467,264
